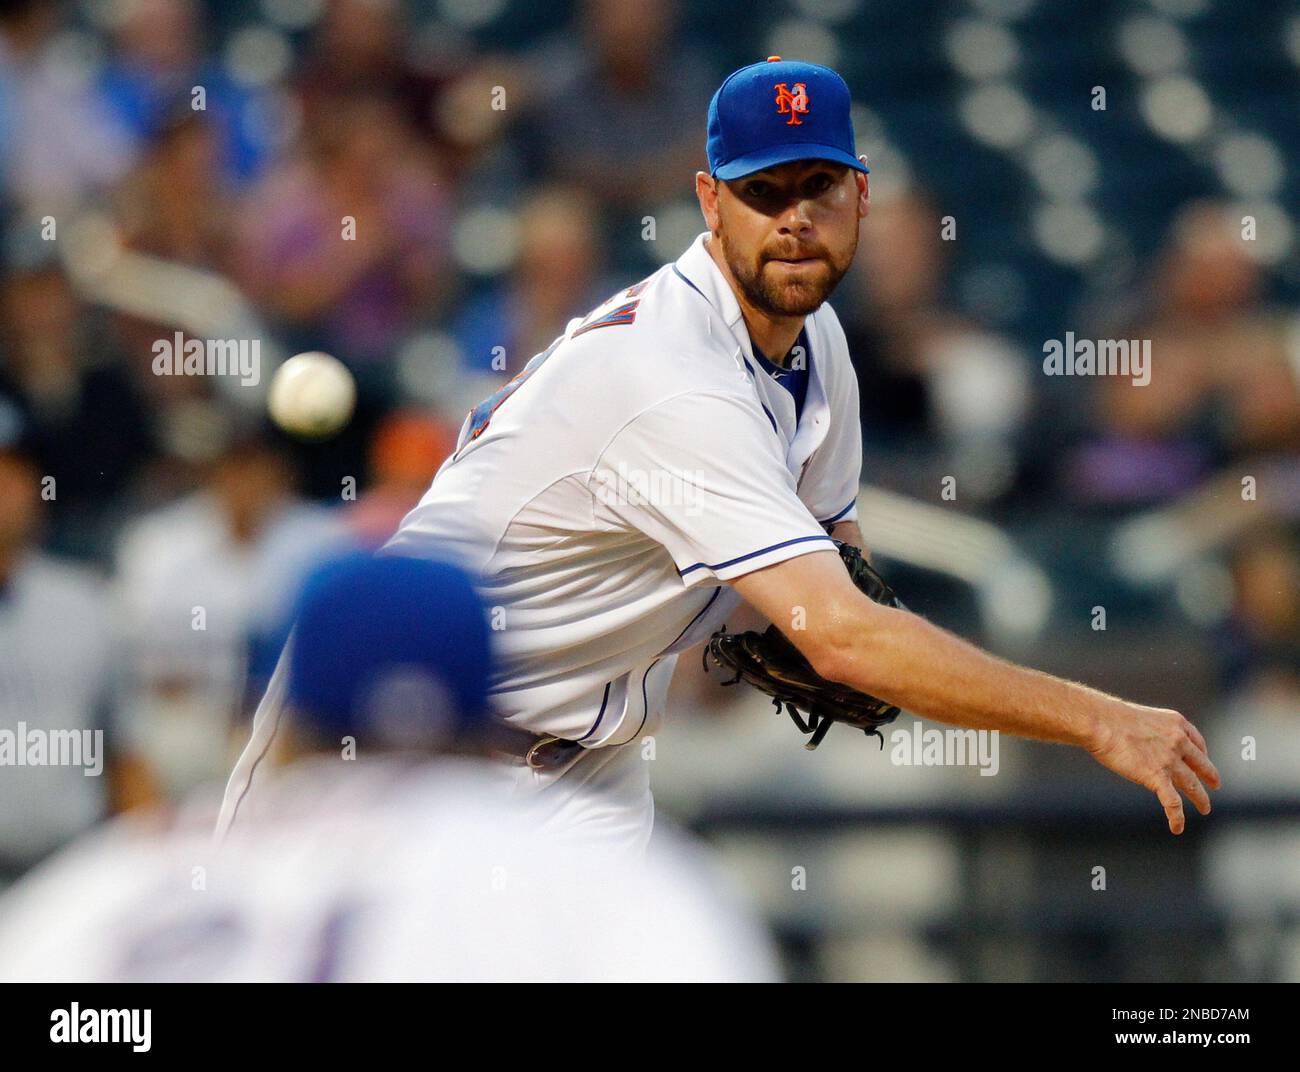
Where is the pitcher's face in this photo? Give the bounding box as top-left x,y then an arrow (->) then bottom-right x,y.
702,158 -> 869,317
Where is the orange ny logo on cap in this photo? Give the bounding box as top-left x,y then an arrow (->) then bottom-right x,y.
773,82 -> 809,125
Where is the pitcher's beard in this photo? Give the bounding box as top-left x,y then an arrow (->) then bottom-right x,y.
719,232 -> 856,317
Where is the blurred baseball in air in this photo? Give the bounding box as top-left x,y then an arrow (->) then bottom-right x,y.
268,352 -> 356,439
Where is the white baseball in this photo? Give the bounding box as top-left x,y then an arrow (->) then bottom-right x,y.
267,352 -> 357,439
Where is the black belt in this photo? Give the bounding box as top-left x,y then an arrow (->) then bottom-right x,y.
523,735 -> 585,773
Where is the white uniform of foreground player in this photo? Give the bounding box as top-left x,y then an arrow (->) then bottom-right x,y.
0,756 -> 778,982
217,230 -> 862,852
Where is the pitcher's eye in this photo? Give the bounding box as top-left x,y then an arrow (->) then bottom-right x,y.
744,181 -> 770,198
808,173 -> 834,194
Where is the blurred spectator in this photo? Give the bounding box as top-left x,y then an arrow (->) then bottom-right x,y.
297,0 -> 437,150
97,0 -> 271,184
1205,527 -> 1300,950
0,0 -> 134,213
525,0 -> 715,212
0,234 -> 155,558
235,92 -> 450,368
453,184 -> 613,377
297,0 -> 409,102
1067,203 -> 1300,508
113,426 -> 349,801
295,0 -> 526,189
345,408 -> 456,548
842,189 -> 1031,503
1218,528 -> 1300,693
112,109 -> 234,271
0,428 -> 154,881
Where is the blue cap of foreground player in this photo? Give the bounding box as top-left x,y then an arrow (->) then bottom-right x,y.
706,57 -> 870,181
286,551 -> 494,747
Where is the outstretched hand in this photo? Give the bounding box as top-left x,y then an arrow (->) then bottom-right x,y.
1086,703 -> 1222,835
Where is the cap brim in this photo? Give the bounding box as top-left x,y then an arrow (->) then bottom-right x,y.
713,144 -> 868,180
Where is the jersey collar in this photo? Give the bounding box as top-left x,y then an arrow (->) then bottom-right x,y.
672,231 -> 760,365
673,231 -> 831,465
750,329 -> 809,377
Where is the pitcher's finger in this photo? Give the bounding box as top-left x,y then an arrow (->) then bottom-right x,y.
1173,763 -> 1212,816
1155,776 -> 1185,835
1182,742 -> 1221,790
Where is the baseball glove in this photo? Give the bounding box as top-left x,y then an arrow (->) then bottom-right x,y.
703,540 -> 904,750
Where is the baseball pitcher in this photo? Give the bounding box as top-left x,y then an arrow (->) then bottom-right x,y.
218,58 -> 1220,855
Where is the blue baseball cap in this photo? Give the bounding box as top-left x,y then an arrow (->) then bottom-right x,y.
707,57 -> 869,181
286,551 -> 495,747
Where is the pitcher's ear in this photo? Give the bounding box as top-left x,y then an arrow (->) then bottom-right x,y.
696,171 -> 722,229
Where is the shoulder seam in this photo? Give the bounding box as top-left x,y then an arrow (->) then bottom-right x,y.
485,468 -> 599,574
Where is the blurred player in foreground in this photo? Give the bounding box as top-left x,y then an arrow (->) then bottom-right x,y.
0,552 -> 777,982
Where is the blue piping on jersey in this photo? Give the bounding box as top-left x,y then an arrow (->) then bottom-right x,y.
667,585 -> 722,647
679,534 -> 835,577
819,498 -> 856,526
672,265 -> 709,305
674,264 -> 781,436
583,587 -> 723,748
629,659 -> 657,745
576,680 -> 613,743
740,356 -> 781,435
638,586 -> 722,739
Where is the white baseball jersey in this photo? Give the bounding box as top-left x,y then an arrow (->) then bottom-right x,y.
0,757 -> 779,982
217,230 -> 862,848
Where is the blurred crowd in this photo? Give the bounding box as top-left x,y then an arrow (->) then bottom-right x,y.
0,0 -> 1296,913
